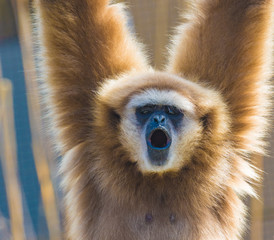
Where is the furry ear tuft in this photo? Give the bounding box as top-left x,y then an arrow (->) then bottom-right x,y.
108,108 -> 121,129
200,113 -> 211,129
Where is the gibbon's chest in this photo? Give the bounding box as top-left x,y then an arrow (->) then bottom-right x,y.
93,199 -> 192,240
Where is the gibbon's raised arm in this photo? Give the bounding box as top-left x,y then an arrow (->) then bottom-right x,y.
35,0 -> 147,153
168,0 -> 273,154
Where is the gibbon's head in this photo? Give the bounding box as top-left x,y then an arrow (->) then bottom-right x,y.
94,71 -> 230,174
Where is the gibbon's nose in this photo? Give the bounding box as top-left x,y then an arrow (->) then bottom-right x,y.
153,114 -> 166,124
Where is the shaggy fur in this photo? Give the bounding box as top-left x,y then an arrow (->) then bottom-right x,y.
34,0 -> 273,239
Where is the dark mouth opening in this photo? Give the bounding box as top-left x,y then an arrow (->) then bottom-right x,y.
150,129 -> 170,149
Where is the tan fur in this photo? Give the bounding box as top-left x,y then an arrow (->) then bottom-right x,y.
34,0 -> 273,239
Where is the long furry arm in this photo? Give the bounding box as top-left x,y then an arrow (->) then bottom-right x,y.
167,0 -> 273,154
35,0 -> 148,153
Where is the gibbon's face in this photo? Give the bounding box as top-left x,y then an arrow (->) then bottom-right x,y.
97,72 -> 228,174
120,89 -> 203,173
135,104 -> 183,165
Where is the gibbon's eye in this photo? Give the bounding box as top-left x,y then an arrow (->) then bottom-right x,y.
137,105 -> 155,115
165,106 -> 182,116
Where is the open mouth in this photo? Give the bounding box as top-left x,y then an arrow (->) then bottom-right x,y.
148,128 -> 171,149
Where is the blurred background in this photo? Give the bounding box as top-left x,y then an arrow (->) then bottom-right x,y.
0,0 -> 273,239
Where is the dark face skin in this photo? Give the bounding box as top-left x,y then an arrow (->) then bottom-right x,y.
136,105 -> 184,166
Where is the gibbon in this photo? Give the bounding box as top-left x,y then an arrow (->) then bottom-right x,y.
34,0 -> 273,239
